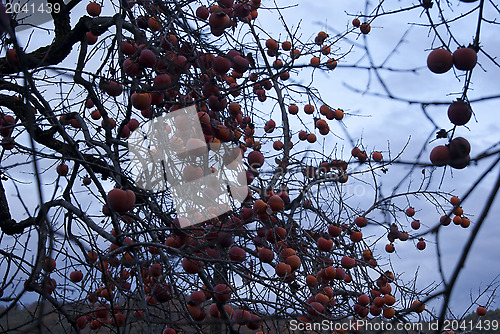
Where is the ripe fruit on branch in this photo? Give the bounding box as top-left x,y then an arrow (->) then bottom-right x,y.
90,109 -> 101,120
449,137 -> 471,159
148,17 -> 161,31
449,155 -> 470,169
247,150 -> 264,168
258,247 -> 274,263
153,74 -> 172,90
304,104 -> 314,114
411,220 -> 421,230
102,81 -> 122,96
253,199 -> 267,214
477,306 -> 487,316
232,55 -> 250,73
460,217 -> 471,228
265,38 -> 279,51
153,283 -> 172,303
86,2 -> 101,17
315,119 -> 328,130
131,93 -> 152,111
288,104 -> 299,115
310,57 -> 320,66
196,6 -> 209,20
416,239 -> 426,250
275,262 -> 292,277
307,301 -> 324,316
209,11 -> 231,35
453,47 -> 477,71
430,145 -> 451,166
306,133 -> 317,143
273,140 -> 284,150
448,100 -> 472,125
86,32 -> 98,45
189,291 -> 206,305
212,56 -> 232,74
341,256 -> 356,269
43,258 -> 56,272
228,246 -> 246,262
213,284 -> 232,303
138,49 -> 157,67
411,300 -> 425,313
149,263 -> 162,277
265,119 -> 276,133
354,216 -> 368,227
372,151 -> 383,162
405,207 -> 415,217
268,195 -> 284,211
358,294 -> 370,306
70,270 -> 84,283
326,59 -> 337,70
290,49 -> 300,59
106,188 -> 136,212
317,237 -> 333,252
328,224 -> 341,237
350,231 -> 363,242
427,48 -> 453,74
120,41 -> 136,55
56,163 -> 69,176
360,23 -> 371,34
352,18 -> 361,27
315,31 -> 328,45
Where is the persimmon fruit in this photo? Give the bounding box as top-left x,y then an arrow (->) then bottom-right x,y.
448,100 -> 472,125
427,48 -> 453,74
86,2 -> 101,17
453,47 -> 477,71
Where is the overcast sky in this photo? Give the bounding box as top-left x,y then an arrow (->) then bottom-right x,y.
273,0 -> 500,316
